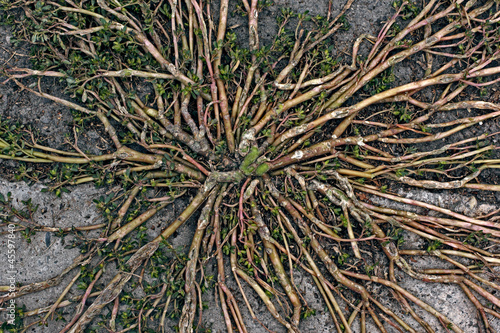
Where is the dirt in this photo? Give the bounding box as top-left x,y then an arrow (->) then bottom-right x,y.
1,0 -> 499,332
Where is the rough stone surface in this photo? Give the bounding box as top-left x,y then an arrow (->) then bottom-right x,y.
0,180 -> 106,331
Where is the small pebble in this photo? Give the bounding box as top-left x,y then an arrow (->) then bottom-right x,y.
45,232 -> 51,247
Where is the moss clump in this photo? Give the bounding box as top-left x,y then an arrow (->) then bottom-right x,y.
240,146 -> 259,175
255,163 -> 270,176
